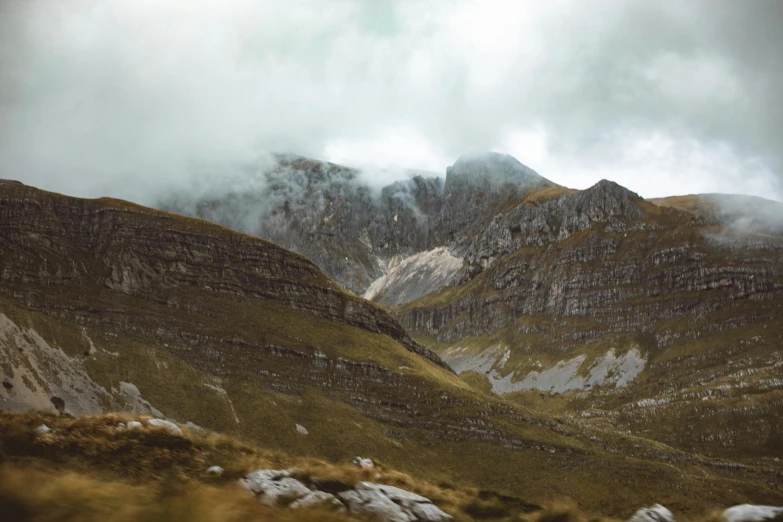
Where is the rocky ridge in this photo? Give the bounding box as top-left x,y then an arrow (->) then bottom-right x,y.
160,152 -> 552,297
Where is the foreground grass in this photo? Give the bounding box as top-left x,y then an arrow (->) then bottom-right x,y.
0,410 -> 747,522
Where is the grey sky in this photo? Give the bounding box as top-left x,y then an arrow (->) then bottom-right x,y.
1,0 -> 782,203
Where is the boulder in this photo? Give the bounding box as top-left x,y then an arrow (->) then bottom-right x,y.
296,424 -> 309,436
354,456 -> 375,469
339,482 -> 452,522
242,469 -> 310,506
126,421 -> 143,430
146,418 -> 184,436
206,466 -> 224,477
723,505 -> 783,522
339,487 -> 412,522
628,505 -> 675,522
34,424 -> 52,435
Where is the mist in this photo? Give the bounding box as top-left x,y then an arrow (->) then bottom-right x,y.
2,1 -> 783,206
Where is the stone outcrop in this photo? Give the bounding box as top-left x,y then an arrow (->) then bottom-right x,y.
339,482 -> 452,522
241,469 -> 452,521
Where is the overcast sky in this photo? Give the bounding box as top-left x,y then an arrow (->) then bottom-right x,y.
1,0 -> 782,203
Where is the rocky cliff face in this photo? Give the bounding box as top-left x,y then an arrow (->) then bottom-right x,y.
159,152 -> 552,300
3,181 -> 782,513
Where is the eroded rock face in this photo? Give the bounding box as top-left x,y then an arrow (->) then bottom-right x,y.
364,247 -> 463,307
457,180 -> 646,281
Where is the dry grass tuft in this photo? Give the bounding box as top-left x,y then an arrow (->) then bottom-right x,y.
523,501 -> 620,522
0,464 -> 354,522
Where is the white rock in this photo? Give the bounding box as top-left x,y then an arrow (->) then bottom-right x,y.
206,466 -> 224,477
146,419 -> 184,436
723,505 -> 783,522
353,456 -> 374,469
116,422 -> 126,430
126,421 -> 143,430
296,424 -> 309,436
339,482 -> 452,522
256,478 -> 311,506
628,504 -> 675,522
183,421 -> 206,434
372,483 -> 430,504
339,487 -> 413,522
34,424 -> 52,435
242,469 -> 310,506
243,469 -> 292,491
410,502 -> 454,522
290,490 -> 345,511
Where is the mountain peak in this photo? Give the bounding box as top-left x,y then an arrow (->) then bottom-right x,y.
446,152 -> 550,188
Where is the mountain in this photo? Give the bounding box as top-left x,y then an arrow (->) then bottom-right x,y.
160,152 -> 553,298
3,180 -> 783,514
155,154 -> 783,484
395,181 -> 783,465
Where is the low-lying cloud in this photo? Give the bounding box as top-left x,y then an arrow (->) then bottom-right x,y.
1,0 -> 782,204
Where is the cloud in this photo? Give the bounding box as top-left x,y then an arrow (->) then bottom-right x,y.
1,0 -> 782,203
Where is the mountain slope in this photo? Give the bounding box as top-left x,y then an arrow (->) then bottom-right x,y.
393,179 -> 783,466
155,153 -> 783,474
2,181 -> 783,514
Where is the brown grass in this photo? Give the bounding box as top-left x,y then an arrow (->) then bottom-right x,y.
0,410 -> 539,521
0,411 -> 755,522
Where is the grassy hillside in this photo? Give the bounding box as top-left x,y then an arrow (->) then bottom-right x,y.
0,410 -> 761,522
1,182 -> 782,515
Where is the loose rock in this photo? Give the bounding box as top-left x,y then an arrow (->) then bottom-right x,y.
146,418 -> 184,436
723,505 -> 783,522
295,424 -> 309,436
628,505 -> 674,522
34,424 -> 52,435
354,456 -> 374,469
206,466 -> 224,477
339,482 -> 452,522
242,469 -> 310,506
126,421 -> 143,430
